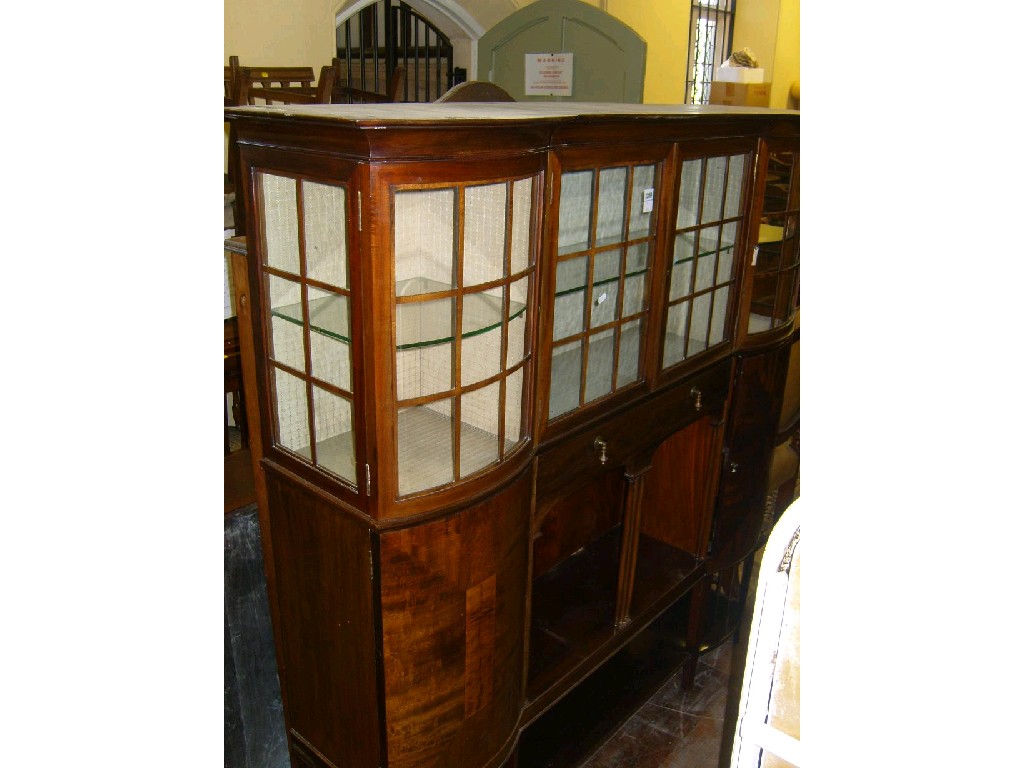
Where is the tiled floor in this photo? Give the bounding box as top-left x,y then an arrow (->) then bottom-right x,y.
578,640 -> 741,768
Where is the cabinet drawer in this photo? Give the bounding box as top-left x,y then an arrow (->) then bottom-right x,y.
536,360 -> 731,500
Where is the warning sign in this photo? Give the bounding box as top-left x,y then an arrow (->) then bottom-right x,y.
524,53 -> 574,96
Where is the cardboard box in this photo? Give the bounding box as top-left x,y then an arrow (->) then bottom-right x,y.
709,81 -> 771,107
715,65 -> 764,84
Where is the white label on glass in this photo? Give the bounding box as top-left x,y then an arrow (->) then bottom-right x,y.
597,292 -> 607,305
642,188 -> 654,213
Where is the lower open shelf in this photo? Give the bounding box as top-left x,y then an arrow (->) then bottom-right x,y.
527,525 -> 701,702
518,593 -> 696,768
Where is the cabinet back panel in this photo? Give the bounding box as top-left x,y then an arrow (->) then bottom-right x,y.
532,469 -> 625,578
640,416 -> 720,557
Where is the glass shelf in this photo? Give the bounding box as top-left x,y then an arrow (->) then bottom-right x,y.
272,295 -> 351,342
271,277 -> 526,351
554,265 -> 650,298
396,277 -> 527,350
557,231 -> 655,259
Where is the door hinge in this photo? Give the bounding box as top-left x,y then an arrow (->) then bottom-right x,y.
357,191 -> 363,231
365,463 -> 372,496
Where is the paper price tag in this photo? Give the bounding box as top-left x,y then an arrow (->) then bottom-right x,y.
642,188 -> 654,213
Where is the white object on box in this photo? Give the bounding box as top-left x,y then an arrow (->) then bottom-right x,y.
715,64 -> 765,84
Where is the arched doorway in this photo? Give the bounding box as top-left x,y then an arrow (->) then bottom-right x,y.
334,0 -> 483,102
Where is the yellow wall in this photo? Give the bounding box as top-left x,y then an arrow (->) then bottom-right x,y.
225,0 -> 799,107
772,0 -> 800,108
224,0 -> 337,66
603,1 -> 689,104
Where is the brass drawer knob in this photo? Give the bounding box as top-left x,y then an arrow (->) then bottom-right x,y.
594,436 -> 609,465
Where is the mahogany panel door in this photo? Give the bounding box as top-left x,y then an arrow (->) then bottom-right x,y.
377,471 -> 531,768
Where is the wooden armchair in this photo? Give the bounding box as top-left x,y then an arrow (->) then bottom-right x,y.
226,61 -> 336,235
236,65 -> 336,106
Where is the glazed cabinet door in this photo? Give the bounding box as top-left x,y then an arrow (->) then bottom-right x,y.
369,157 -> 543,513
542,146 -> 667,431
244,148 -> 368,509
744,139 -> 800,337
657,141 -> 755,378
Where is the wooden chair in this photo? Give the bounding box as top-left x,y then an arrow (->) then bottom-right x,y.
225,55 -> 242,106
226,63 -> 336,236
330,59 -> 406,104
435,80 -> 515,103
236,65 -> 336,106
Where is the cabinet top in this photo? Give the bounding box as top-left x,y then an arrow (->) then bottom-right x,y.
225,101 -> 798,126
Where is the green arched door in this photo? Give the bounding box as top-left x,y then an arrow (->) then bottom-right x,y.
477,0 -> 646,103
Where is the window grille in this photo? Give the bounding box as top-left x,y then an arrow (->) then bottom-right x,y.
684,0 -> 736,105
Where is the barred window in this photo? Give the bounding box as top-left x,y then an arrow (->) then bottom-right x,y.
685,0 -> 736,105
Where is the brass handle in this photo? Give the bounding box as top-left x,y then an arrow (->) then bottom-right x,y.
690,386 -> 702,411
729,461 -> 739,474
594,437 -> 609,465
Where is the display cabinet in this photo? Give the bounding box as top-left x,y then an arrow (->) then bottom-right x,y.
226,102 -> 798,768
